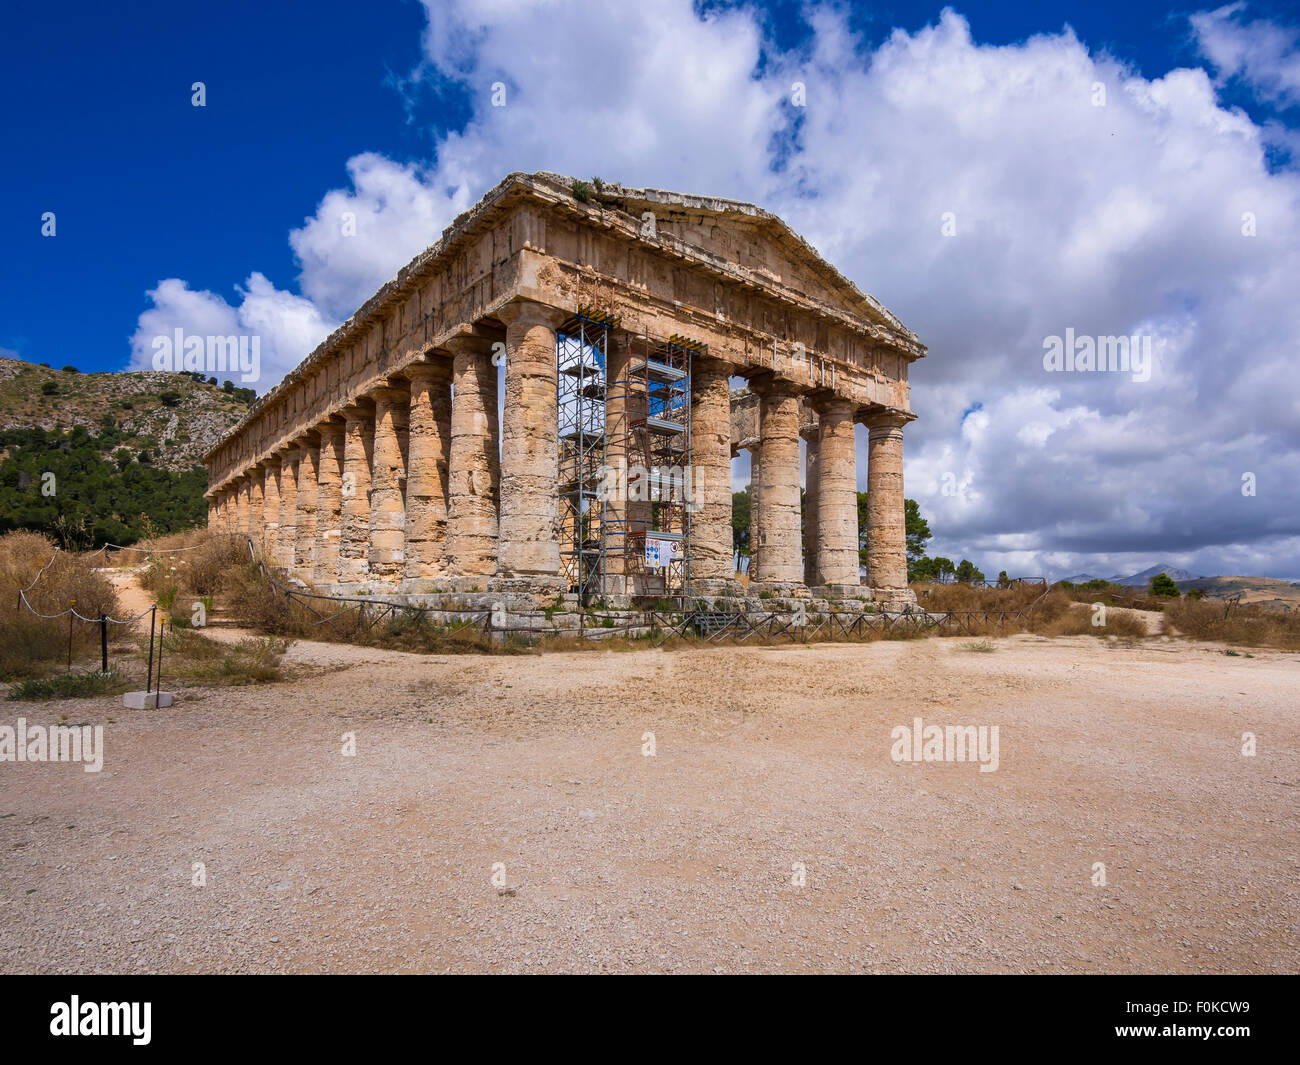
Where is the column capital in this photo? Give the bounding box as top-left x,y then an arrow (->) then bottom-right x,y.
692,353 -> 733,377
812,394 -> 854,419
315,416 -> 347,438
748,371 -> 803,398
261,452 -> 283,468
496,298 -> 567,329
366,385 -> 410,407
861,407 -> 910,432
340,398 -> 375,423
404,357 -> 454,383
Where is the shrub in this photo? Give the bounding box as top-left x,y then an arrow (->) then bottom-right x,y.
0,531 -> 121,679
7,669 -> 128,701
40,381 -> 58,395
1163,597 -> 1300,650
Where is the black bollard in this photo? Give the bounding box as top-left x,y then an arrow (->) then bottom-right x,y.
145,606 -> 156,695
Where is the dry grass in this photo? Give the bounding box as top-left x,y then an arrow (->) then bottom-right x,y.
911,581 -> 1045,612
1164,597 -> 1300,650
156,627 -> 290,687
0,531 -> 122,679
134,530 -> 248,599
219,563 -> 525,654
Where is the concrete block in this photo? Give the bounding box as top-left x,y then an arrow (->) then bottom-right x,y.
123,691 -> 175,709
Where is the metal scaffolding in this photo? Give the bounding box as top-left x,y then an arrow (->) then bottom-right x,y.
557,313 -> 613,601
623,330 -> 694,598
557,313 -> 697,602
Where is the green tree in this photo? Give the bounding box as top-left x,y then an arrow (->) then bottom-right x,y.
732,487 -> 751,556
955,559 -> 986,583
1149,572 -> 1180,597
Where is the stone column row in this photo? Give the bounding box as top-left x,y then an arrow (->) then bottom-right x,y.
743,380 -> 909,599
208,297 -> 911,603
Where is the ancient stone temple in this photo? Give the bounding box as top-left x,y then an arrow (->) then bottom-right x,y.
204,173 -> 924,610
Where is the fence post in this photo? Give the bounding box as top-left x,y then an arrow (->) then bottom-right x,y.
156,620 -> 164,696
100,614 -> 108,673
146,606 -> 156,695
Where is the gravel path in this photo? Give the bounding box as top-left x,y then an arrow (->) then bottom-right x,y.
2,633 -> 1296,973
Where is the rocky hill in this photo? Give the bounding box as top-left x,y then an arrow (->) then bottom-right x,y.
0,358 -> 249,471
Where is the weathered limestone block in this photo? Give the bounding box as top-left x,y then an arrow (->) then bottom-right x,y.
277,448 -> 299,570
753,378 -> 803,585
446,335 -> 500,576
497,300 -> 565,576
339,405 -> 374,584
865,410 -> 909,593
294,437 -> 320,581
314,420 -> 346,584
802,424 -> 820,585
404,360 -> 453,581
815,397 -> 859,587
367,386 -> 410,583
689,355 -> 735,582
262,456 -> 282,560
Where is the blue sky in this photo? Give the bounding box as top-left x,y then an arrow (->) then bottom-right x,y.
3,1 -> 1299,579
5,0 -> 1294,375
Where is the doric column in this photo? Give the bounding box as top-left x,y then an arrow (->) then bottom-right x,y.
339,404 -> 374,584
262,456 -> 282,561
497,300 -> 565,577
278,448 -> 299,570
314,419 -> 346,585
752,378 -> 803,586
603,334 -> 631,593
446,334 -> 500,576
404,360 -> 454,582
802,425 -> 820,585
689,355 -> 735,584
748,447 -> 761,573
234,478 -> 249,534
367,385 -> 410,583
294,436 -> 320,581
864,410 -> 910,595
249,466 -> 265,539
814,398 -> 859,588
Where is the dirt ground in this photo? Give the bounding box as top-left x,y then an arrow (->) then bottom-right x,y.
1,628 -> 1296,974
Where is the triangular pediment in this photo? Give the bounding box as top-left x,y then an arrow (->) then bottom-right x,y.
529,172 -> 914,341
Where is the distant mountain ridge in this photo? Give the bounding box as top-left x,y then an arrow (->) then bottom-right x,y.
1108,563 -> 1203,586
1058,564 -> 1204,585
0,357 -> 249,471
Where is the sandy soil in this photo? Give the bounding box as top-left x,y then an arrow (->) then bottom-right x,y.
1,630 -> 1296,974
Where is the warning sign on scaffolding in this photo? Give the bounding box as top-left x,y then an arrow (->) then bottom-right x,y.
645,536 -> 681,568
